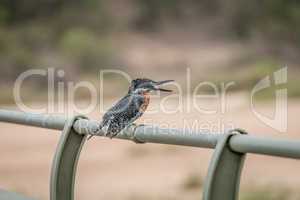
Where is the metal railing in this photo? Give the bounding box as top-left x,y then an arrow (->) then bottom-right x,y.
0,109 -> 299,200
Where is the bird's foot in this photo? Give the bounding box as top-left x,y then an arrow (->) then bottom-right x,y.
129,123 -> 138,128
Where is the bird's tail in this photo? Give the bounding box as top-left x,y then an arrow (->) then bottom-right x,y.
87,135 -> 94,140
87,123 -> 103,141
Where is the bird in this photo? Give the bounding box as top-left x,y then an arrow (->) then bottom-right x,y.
88,78 -> 174,140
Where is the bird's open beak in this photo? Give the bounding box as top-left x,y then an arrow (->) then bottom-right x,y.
155,80 -> 174,92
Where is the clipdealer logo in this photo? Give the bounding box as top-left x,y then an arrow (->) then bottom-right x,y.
251,67 -> 288,132
12,67 -> 288,133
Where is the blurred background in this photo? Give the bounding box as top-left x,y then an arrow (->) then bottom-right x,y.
0,0 -> 300,200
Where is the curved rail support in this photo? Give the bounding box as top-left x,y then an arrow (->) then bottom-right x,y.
203,131 -> 247,200
50,116 -> 87,200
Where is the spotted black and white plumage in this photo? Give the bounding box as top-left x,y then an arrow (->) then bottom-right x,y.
89,78 -> 173,139
100,93 -> 146,138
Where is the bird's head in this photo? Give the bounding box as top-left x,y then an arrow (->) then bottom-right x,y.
129,78 -> 174,94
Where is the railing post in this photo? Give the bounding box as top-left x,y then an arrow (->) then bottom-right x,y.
203,131 -> 247,200
50,116 -> 87,200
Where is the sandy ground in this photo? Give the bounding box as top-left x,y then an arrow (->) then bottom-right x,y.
1,96 -> 300,200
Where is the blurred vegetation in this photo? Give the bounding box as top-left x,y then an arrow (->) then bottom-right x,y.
202,58 -> 299,100
60,28 -> 114,73
0,0 -> 299,102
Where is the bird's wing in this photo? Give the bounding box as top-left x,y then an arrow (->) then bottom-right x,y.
101,94 -> 145,135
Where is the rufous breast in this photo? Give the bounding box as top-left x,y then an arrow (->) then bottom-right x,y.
139,92 -> 150,113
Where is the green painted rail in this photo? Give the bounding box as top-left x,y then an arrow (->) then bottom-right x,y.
0,109 -> 299,200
